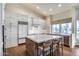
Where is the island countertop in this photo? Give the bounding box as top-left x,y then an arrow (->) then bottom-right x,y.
26,34 -> 63,43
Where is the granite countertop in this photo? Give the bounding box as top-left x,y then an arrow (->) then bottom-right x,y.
26,34 -> 62,43
60,34 -> 71,36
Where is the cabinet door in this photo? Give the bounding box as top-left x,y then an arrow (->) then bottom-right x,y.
18,24 -> 28,44
64,36 -> 69,46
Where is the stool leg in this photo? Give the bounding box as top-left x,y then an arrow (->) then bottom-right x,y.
36,44 -> 38,56
52,43 -> 53,56
43,45 -> 44,56
60,41 -> 63,56
50,45 -> 52,56
57,42 -> 59,56
50,46 -> 51,56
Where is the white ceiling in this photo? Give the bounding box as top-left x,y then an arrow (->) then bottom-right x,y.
31,3 -> 79,15
5,3 -> 79,17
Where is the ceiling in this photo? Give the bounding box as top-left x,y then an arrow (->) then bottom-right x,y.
31,3 -> 79,15
5,3 -> 79,18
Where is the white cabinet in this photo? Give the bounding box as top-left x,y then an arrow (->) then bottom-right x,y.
18,23 -> 28,44
5,17 -> 18,48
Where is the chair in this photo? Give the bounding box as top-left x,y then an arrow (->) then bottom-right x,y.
51,37 -> 64,56
51,38 -> 60,56
59,38 -> 64,56
38,40 -> 52,56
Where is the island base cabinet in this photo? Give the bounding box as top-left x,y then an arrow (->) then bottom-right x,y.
26,39 -> 38,56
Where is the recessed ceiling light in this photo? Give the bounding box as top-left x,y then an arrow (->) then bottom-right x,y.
49,8 -> 52,11
36,6 -> 40,9
58,4 -> 62,7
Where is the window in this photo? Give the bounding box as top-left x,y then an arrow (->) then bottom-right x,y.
52,24 -> 60,33
76,20 -> 79,40
61,23 -> 71,34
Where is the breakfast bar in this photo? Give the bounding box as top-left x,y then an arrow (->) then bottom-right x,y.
26,34 -> 64,56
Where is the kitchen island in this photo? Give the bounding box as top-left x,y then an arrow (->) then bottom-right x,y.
25,34 -> 63,56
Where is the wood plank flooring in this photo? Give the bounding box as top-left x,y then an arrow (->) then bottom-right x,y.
5,44 -> 79,56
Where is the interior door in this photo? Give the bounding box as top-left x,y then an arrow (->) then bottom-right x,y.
18,21 -> 28,44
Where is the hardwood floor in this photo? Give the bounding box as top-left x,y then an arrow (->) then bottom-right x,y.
5,44 -> 27,56
5,44 -> 79,56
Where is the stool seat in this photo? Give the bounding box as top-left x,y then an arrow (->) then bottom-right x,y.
39,46 -> 50,51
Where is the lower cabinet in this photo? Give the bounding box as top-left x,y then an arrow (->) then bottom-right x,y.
63,35 -> 70,47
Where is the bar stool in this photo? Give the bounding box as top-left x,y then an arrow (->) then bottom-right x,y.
51,39 -> 60,56
51,38 -> 63,56
59,38 -> 64,56
38,40 -> 52,56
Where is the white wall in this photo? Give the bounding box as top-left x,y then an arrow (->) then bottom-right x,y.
0,3 -> 3,56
